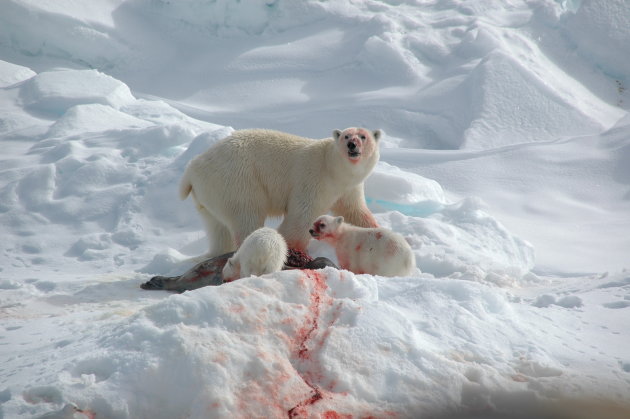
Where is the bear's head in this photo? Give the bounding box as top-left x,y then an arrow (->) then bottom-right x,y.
333,127 -> 381,165
222,257 -> 240,282
309,215 -> 344,242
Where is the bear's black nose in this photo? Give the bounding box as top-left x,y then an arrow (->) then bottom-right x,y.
347,142 -> 356,150
309,229 -> 315,234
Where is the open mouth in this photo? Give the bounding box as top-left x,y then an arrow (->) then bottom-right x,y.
348,151 -> 361,158
309,229 -> 320,238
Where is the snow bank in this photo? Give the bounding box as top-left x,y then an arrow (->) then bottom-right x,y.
21,69 -> 135,116
0,269 -> 574,417
0,67 -> 220,275
135,0 -> 325,37
0,60 -> 35,88
2,0 -> 626,148
6,267 -> 629,418
561,0 -> 630,79
0,0 -> 128,71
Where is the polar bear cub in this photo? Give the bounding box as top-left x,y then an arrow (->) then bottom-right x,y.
222,227 -> 288,282
309,215 -> 416,277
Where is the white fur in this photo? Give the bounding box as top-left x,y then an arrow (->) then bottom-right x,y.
222,227 -> 288,281
310,215 -> 416,277
180,127 -> 381,257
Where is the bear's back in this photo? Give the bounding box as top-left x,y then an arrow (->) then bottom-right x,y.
229,129 -> 319,153
208,129 -> 328,172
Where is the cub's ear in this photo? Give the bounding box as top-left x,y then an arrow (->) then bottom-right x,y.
335,216 -> 344,225
333,129 -> 342,141
372,129 -> 382,142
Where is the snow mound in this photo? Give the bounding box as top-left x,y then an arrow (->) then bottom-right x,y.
9,268 -> 627,418
363,162 -> 534,279
366,161 -> 447,215
0,59 -> 35,88
0,0 -> 128,71
461,50 -> 621,149
0,68 -> 220,275
20,69 -> 135,116
1,268 -> 567,418
562,0 -> 630,79
47,104 -> 152,138
377,201 -> 534,281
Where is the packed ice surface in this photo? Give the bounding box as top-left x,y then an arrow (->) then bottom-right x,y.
1,0 -> 629,418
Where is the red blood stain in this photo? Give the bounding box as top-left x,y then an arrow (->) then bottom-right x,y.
285,271 -> 388,418
355,243 -> 362,252
361,412 -> 399,418
294,270 -> 328,360
236,354 -> 296,416
323,411 -> 353,419
288,385 -> 323,418
362,212 -> 379,228
212,351 -> 228,364
229,303 -> 245,313
188,269 -> 213,283
322,233 -> 336,241
337,252 -> 351,271
286,248 -> 314,268
375,231 -> 383,240
288,270 -> 348,418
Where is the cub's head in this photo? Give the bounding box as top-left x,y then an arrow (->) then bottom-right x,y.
222,257 -> 240,282
333,127 -> 381,164
309,215 -> 344,241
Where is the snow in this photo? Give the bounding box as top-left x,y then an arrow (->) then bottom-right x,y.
1,0 -> 629,418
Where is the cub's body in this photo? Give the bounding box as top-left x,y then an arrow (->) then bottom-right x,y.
222,227 -> 288,282
310,215 -> 416,277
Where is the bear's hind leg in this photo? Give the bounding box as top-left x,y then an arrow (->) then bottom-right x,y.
229,210 -> 265,248
198,207 -> 235,258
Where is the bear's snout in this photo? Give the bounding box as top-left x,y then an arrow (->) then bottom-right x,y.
347,139 -> 361,157
309,228 -> 321,239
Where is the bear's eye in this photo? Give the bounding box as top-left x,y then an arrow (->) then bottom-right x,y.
344,135 -> 349,140
360,135 -> 366,140
319,222 -> 326,229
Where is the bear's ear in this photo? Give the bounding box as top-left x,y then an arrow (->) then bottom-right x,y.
372,130 -> 382,142
333,129 -> 342,141
335,216 -> 344,225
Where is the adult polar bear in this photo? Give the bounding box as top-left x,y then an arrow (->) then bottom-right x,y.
180,127 -> 381,257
